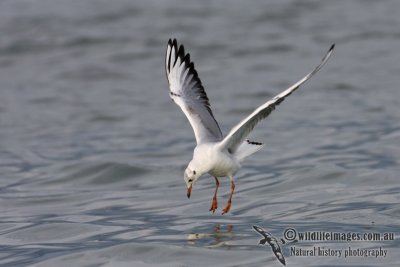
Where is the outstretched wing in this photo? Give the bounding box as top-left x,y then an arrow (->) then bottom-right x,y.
220,44 -> 335,153
166,39 -> 223,144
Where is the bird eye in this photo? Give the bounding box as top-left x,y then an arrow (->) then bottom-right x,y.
193,170 -> 196,175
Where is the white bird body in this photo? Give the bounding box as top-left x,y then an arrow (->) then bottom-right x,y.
165,39 -> 334,214
191,143 -> 241,178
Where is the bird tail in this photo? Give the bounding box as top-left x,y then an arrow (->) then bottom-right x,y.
235,140 -> 264,161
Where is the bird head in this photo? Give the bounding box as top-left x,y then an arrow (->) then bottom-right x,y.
184,162 -> 202,198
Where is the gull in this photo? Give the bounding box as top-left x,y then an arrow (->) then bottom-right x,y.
165,39 -> 334,214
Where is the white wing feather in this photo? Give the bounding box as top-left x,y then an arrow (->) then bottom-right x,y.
166,39 -> 222,144
220,44 -> 335,153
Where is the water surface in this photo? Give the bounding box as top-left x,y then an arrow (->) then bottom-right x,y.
0,0 -> 399,266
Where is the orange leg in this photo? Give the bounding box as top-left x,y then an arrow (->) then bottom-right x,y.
222,178 -> 235,215
209,177 -> 219,213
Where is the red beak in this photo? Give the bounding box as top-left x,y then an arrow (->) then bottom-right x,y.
187,184 -> 192,198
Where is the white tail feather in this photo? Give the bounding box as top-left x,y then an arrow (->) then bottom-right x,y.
235,140 -> 264,161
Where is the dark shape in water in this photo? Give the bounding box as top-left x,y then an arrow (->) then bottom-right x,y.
253,225 -> 286,266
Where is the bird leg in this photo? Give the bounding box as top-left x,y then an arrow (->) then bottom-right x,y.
209,177 -> 219,213
222,178 -> 235,214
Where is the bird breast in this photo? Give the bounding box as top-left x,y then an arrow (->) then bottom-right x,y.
194,143 -> 240,177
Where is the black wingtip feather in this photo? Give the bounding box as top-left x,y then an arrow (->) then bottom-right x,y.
178,45 -> 185,60
183,53 -> 191,66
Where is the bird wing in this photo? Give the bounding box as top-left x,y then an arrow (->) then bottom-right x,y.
166,39 -> 223,144
253,225 -> 268,238
219,44 -> 335,153
267,235 -> 286,266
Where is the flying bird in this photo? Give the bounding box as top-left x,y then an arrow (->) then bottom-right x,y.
165,39 -> 334,214
253,225 -> 286,265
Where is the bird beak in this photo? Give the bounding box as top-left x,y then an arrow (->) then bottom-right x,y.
187,184 -> 192,198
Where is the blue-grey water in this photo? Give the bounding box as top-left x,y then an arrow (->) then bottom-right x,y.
0,0 -> 399,266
